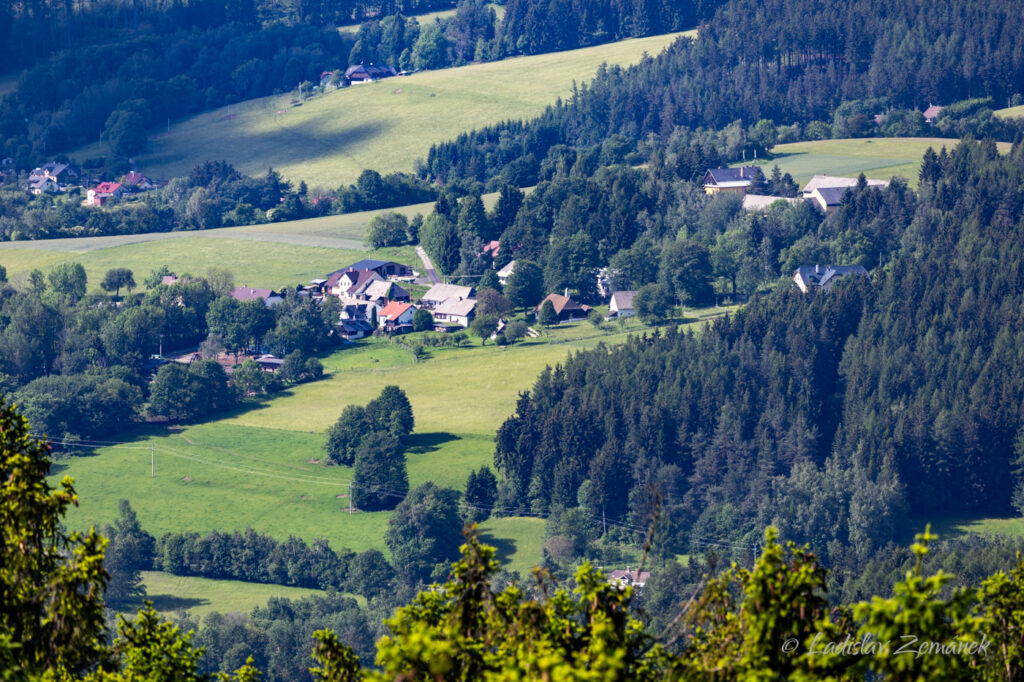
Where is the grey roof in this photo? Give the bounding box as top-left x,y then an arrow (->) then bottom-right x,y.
433,297 -> 477,317
422,283 -> 474,303
814,186 -> 850,206
610,291 -> 636,310
794,265 -> 868,289
704,166 -> 759,185
802,175 -> 889,195
363,280 -> 408,300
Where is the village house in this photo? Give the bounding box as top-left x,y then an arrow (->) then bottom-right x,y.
30,162 -> 81,189
801,175 -> 888,199
607,291 -> 636,319
431,297 -> 477,328
923,104 -> 943,123
497,260 -> 516,286
345,64 -> 397,84
230,286 -> 284,307
334,259 -> 414,280
420,283 -> 475,309
702,166 -> 760,195
121,171 -> 157,191
27,176 -> 59,195
607,567 -> 651,590
535,293 -> 592,323
377,301 -> 416,333
361,280 -> 410,306
328,269 -> 383,298
87,182 -> 125,206
255,355 -> 284,372
793,264 -> 868,293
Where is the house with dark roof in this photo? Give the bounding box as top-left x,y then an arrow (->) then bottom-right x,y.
345,64 -> 397,83
333,259 -> 413,280
793,265 -> 868,293
807,186 -> 851,213
702,166 -> 760,195
535,293 -> 592,323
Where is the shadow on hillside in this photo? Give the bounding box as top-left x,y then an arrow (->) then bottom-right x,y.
139,594 -> 208,613
405,432 -> 459,454
478,531 -> 517,568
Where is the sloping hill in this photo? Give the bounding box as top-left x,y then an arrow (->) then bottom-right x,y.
68,32 -> 690,188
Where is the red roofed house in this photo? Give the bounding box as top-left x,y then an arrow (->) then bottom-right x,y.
87,182 -> 124,206
923,104 -> 943,123
377,301 -> 416,332
231,286 -> 284,307
607,567 -> 651,590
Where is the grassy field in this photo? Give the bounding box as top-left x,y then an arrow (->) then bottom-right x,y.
141,571 -> 349,617
54,311 -> 730,568
994,104 -> 1024,120
927,515 -> 1024,541
752,137 -> 1013,190
67,32 -> 690,187
338,3 -> 504,33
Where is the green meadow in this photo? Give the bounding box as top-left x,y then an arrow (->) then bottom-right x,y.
337,3 -> 504,33
994,104 -> 1024,120
67,31 -> 691,187
753,137 -> 1013,189
141,571 -> 346,617
54,311 -> 730,574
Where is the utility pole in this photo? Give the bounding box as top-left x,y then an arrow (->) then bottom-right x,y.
151,444 -> 154,477
602,505 -> 607,536
349,481 -> 354,514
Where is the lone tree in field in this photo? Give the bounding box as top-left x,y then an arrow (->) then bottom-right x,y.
352,431 -> 408,511
324,405 -> 370,466
101,267 -> 136,300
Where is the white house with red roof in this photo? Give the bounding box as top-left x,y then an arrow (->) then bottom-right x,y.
121,171 -> 157,191
87,182 -> 124,206
377,301 -> 416,332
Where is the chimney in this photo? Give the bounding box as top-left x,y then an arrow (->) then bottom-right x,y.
564,287 -> 569,298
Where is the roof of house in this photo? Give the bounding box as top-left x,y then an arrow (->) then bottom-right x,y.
801,175 -> 889,195
340,319 -> 374,333
256,354 -> 284,366
610,291 -> 637,310
433,297 -> 477,317
122,171 -> 153,186
161,275 -> 179,286
607,569 -> 651,585
794,264 -> 868,288
537,293 -> 590,316
422,283 -> 474,303
363,280 -> 408,300
93,182 -> 122,194
345,64 -> 396,79
742,194 -> 801,210
231,286 -> 278,302
378,301 -> 414,319
497,260 -> 516,278
813,186 -> 850,207
482,240 -> 501,256
923,104 -> 943,120
344,270 -> 381,294
704,166 -> 759,186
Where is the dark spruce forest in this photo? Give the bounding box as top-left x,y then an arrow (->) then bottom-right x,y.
4,0 -> 1024,679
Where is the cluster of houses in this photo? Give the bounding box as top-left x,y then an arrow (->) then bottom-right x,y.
703,167 -> 890,214
17,161 -> 160,206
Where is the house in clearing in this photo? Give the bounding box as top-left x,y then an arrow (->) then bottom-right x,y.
377,301 -> 416,333
607,291 -> 637,319
801,175 -> 888,198
497,260 -> 516,286
361,280 -> 410,306
421,283 -> 475,309
702,166 -> 760,195
121,171 -> 157,191
345,64 -> 397,83
793,264 -> 868,293
255,355 -> 284,372
923,104 -> 943,123
231,286 -> 284,307
535,293 -> 592,323
431,297 -> 477,328
87,182 -> 124,206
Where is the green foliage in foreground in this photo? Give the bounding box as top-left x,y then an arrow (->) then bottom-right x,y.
6,395 -> 1024,680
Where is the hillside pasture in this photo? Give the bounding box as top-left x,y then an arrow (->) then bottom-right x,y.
753,137 -> 1013,189
994,104 -> 1024,120
141,571 -> 342,617
66,32 -> 691,187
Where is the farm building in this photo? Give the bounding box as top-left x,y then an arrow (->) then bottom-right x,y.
607,291 -> 637,319
231,287 -> 284,307
334,259 -> 413,280
535,293 -> 592,323
345,64 -> 397,83
800,175 -> 888,198
431,297 -> 477,328
87,182 -> 124,206
421,283 -> 475,308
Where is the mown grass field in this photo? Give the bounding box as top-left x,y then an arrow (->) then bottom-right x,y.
67,31 -> 690,187
54,311 -> 731,573
753,137 -> 1013,189
994,104 -> 1024,120
337,3 -> 504,33
141,571 -> 347,617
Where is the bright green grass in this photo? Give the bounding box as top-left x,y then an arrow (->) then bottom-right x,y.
0,237 -> 414,292
67,32 -> 690,187
927,515 -> 1024,540
994,104 -> 1024,120
479,517 -> 547,576
338,4 -> 504,33
750,137 -> 1013,189
140,571 -> 355,617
